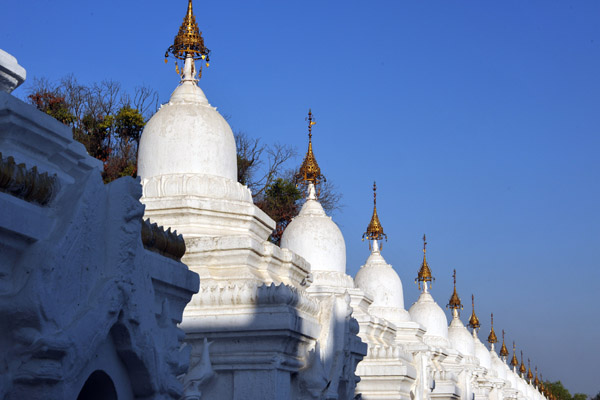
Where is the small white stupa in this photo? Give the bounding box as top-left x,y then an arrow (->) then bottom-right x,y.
469,294 -> 492,371
447,270 -> 476,358
281,110 -> 352,289
354,182 -> 410,325
408,235 -> 450,348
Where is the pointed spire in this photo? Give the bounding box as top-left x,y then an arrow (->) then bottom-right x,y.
416,234 -> 434,291
519,350 -> 527,376
534,367 -> 540,388
499,329 -> 509,358
510,341 -> 519,368
295,109 -> 325,189
527,359 -> 533,381
446,269 -> 463,312
165,0 -> 211,77
362,181 -> 387,248
467,294 -> 481,331
487,313 -> 498,346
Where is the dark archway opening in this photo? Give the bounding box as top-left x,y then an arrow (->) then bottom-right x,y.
77,370 -> 118,400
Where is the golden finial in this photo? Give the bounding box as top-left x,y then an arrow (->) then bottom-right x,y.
487,313 -> 498,344
499,330 -> 509,358
165,0 -> 211,74
362,182 -> 387,247
540,373 -> 545,392
295,109 -> 326,188
467,294 -> 481,330
446,269 -> 463,311
416,234 -> 434,290
527,359 -> 533,381
534,367 -> 540,388
510,341 -> 519,367
519,351 -> 526,375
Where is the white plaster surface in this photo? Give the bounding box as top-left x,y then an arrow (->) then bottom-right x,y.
409,292 -> 449,342
281,185 -> 347,275
0,49 -> 26,93
0,85 -> 198,399
138,57 -> 237,182
448,312 -> 476,357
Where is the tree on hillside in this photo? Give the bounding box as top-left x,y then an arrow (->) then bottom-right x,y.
591,391 -> 600,400
27,76 -> 157,183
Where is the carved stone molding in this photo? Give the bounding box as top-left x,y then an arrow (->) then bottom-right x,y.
141,218 -> 186,260
190,281 -> 320,316
0,152 -> 58,205
142,173 -> 252,203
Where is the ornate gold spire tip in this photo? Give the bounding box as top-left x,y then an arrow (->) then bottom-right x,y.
295,109 -> 326,188
499,329 -> 509,357
416,234 -> 434,289
467,294 -> 481,330
527,359 -> 533,380
519,351 -> 526,374
165,0 -> 211,71
363,181 -> 387,245
510,341 -> 519,367
534,367 -> 540,387
487,313 -> 498,344
447,269 -> 463,311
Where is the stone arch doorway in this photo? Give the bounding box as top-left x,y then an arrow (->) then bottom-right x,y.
77,370 -> 118,400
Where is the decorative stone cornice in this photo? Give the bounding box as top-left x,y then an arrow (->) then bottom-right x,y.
141,218 -> 186,260
0,152 -> 58,205
191,281 -> 320,316
141,173 -> 252,203
0,49 -> 26,93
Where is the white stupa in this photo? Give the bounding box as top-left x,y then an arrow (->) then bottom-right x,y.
281,112 -> 352,288
408,236 -> 450,347
354,182 -> 410,325
467,294 -> 492,371
447,270 -> 476,358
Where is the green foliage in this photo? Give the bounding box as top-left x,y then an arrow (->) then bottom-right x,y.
256,178 -> 302,244
544,380 -> 589,400
27,76 -> 156,183
115,105 -> 145,144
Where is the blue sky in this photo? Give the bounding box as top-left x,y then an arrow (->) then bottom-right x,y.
3,0 -> 599,395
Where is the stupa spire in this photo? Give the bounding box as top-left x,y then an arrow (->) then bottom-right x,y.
165,0 -> 211,79
446,269 -> 463,317
534,366 -> 540,388
499,329 -> 509,360
415,234 -> 434,292
467,294 -> 481,334
295,109 -> 325,192
527,359 -> 533,382
362,181 -> 387,250
510,341 -> 519,371
487,313 -> 498,350
519,350 -> 527,377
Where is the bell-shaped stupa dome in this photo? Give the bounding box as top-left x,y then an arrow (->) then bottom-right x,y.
468,295 -> 491,370
446,270 -> 475,357
281,111 -> 347,277
408,236 -> 449,345
355,183 -> 410,324
138,0 -> 236,182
